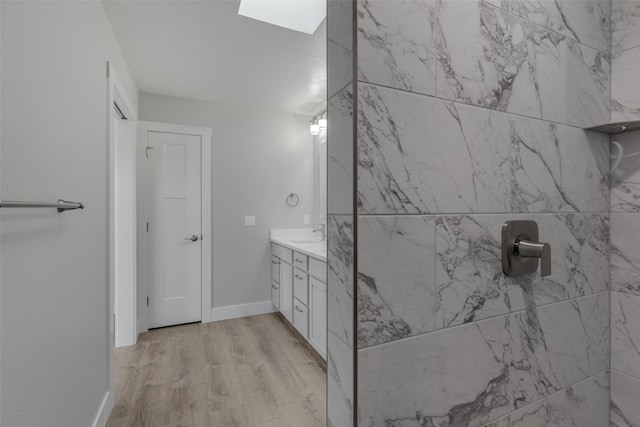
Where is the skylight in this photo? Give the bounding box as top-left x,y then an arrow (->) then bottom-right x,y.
238,0 -> 326,35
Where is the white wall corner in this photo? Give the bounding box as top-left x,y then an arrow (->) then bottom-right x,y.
210,300 -> 276,323
90,391 -> 113,427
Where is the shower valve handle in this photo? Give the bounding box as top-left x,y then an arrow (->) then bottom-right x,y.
514,239 -> 551,277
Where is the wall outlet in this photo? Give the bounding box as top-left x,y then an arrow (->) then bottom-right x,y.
245,215 -> 256,226
304,214 -> 310,225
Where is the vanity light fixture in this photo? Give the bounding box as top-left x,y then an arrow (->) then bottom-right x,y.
318,113 -> 327,129
310,111 -> 327,135
310,118 -> 320,135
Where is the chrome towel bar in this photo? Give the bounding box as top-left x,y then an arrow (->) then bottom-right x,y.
0,199 -> 85,212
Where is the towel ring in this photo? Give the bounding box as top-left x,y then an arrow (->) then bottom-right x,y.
286,193 -> 300,207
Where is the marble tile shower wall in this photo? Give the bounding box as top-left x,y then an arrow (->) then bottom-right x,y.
610,2 -> 640,426
327,1 -> 355,426
611,0 -> 640,122
610,130 -> 640,427
355,0 -> 612,426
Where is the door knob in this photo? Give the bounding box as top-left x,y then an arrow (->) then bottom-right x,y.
502,220 -> 551,277
184,235 -> 199,242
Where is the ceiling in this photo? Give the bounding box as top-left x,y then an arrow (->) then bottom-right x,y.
102,0 -> 326,115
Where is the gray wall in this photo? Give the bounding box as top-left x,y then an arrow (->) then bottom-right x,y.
1,1 -> 137,425
353,0 -> 612,425
610,1 -> 640,424
139,93 -> 314,309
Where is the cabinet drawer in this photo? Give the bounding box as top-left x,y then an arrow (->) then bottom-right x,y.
309,258 -> 326,282
271,280 -> 280,309
293,297 -> 308,339
293,268 -> 308,305
293,251 -> 308,270
272,243 -> 292,264
271,256 -> 280,282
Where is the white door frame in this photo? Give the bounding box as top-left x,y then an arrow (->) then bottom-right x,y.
106,62 -> 137,424
137,121 -> 212,334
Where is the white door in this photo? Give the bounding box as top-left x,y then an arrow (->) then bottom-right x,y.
147,131 -> 202,328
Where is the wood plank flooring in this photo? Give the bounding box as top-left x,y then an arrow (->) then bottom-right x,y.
106,313 -> 326,427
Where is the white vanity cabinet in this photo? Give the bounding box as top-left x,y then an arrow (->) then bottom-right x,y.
309,277 -> 327,358
271,256 -> 280,309
271,242 -> 327,360
279,261 -> 293,323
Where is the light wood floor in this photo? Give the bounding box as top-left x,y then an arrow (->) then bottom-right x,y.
106,313 -> 326,427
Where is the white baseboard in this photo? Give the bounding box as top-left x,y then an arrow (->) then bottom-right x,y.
210,300 -> 276,322
91,391 -> 113,427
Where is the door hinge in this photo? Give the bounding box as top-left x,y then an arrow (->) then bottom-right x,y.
146,296 -> 149,307
145,146 -> 153,158
146,222 -> 149,232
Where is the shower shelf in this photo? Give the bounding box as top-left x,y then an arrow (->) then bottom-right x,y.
586,120 -> 640,135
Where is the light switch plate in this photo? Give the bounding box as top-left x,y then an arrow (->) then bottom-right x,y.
245,215 -> 256,226
304,215 -> 310,225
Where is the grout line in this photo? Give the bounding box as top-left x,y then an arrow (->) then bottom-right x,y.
611,44 -> 640,57
354,212 -> 611,217
358,290 -> 610,352
328,81 -> 354,102
610,290 -> 640,297
358,80 -> 606,133
610,367 -> 640,384
478,0 -> 610,54
484,367 -> 611,426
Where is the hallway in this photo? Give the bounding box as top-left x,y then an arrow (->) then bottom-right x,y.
106,314 -> 326,427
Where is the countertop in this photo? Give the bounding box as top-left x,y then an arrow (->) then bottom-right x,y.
270,228 -> 327,262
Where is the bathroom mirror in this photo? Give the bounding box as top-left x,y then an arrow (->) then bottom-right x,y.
313,130 -> 327,226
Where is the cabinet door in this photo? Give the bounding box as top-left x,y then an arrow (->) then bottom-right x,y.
279,262 -> 293,323
309,277 -> 327,359
271,280 -> 279,309
271,256 -> 280,283
293,297 -> 308,339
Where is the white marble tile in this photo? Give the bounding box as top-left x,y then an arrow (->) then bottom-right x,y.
557,0 -> 611,52
576,292 -> 610,373
611,131 -> 640,213
612,292 -> 640,378
358,83 -> 512,214
611,213 -> 640,295
508,392 -> 565,426
564,371 -> 611,427
496,0 -> 562,31
535,29 -> 568,124
357,215 -> 436,348
509,116 -> 610,213
482,416 -> 509,427
565,40 -> 610,128
328,0 -> 353,99
328,85 -> 354,215
436,1 -> 565,122
503,0 -> 611,52
357,0 -> 437,96
612,0 -> 640,54
435,213 -> 607,328
484,370 -> 609,426
611,370 -> 640,427
510,295 -> 608,407
358,315 -> 512,427
435,215 -> 513,328
328,332 -> 354,427
327,215 -> 354,345
612,46 -> 640,122
559,214 -> 610,299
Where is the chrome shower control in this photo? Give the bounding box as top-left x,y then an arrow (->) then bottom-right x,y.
502,220 -> 551,277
